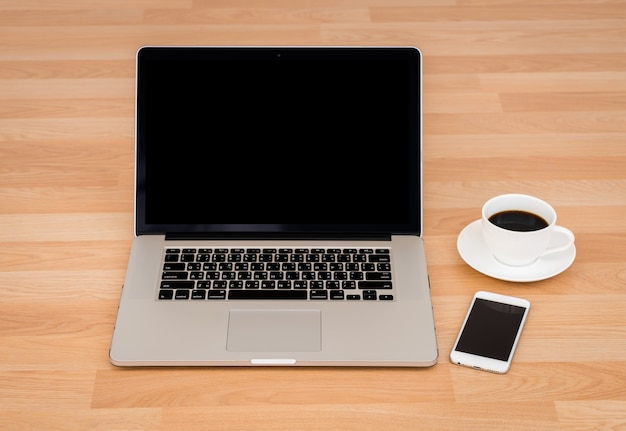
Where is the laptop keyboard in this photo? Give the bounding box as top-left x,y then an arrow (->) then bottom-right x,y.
158,247 -> 394,301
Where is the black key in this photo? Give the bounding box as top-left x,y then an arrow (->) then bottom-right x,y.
333,272 -> 347,280
362,263 -> 375,271
368,254 -> 390,262
180,254 -> 195,262
228,290 -> 307,300
330,290 -> 345,300
365,272 -> 392,280
337,254 -> 351,262
353,254 -> 367,262
212,254 -> 226,262
277,281 -> 292,289
187,263 -> 201,271
379,295 -> 394,300
293,281 -> 308,289
306,254 -> 320,262
238,271 -> 252,280
175,289 -> 191,300
228,254 -> 242,262
191,290 -> 206,300
208,290 -> 226,299
342,281 -> 356,289
164,254 -> 179,262
162,271 -> 188,280
321,254 -> 335,262
347,294 -> 360,300
243,254 -> 257,262
318,272 -> 331,280
160,281 -> 194,289
261,280 -> 276,289
196,254 -> 212,262
310,290 -> 328,300
275,254 -> 289,262
349,272 -> 364,280
213,280 -> 227,289
363,290 -> 377,300
358,281 -> 393,289
245,280 -> 260,289
326,281 -> 340,289
159,290 -> 174,300
286,271 -> 299,280
163,263 -> 185,271
290,254 -> 304,262
302,271 -> 315,280
222,271 -> 236,280
314,263 -> 327,271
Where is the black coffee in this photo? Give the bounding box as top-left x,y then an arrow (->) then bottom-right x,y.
488,210 -> 549,232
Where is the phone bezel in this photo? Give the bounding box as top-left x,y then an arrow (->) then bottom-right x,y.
449,291 -> 530,374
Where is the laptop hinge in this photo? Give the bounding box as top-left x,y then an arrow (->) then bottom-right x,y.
164,232 -> 392,241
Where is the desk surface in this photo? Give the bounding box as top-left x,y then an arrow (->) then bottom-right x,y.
1,1 -> 625,430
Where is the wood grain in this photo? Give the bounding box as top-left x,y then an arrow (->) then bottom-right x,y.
1,0 -> 625,430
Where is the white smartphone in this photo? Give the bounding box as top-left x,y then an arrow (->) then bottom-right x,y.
450,291 -> 530,374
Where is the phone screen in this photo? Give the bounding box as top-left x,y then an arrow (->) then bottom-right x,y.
455,298 -> 527,361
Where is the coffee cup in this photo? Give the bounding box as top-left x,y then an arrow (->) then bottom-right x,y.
481,194 -> 575,267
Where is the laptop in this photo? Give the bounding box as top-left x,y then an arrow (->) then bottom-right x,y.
109,46 -> 439,367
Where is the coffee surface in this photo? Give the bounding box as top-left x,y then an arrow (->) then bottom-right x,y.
488,210 -> 549,232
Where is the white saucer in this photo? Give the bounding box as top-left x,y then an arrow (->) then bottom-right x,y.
457,220 -> 576,282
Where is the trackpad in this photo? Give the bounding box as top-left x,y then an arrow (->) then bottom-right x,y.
227,309 -> 321,352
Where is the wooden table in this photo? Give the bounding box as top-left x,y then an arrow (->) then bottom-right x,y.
1,1 -> 625,429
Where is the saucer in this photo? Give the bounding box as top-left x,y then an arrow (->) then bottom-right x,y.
457,220 -> 576,282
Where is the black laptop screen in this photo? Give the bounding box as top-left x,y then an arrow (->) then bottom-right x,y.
135,47 -> 422,236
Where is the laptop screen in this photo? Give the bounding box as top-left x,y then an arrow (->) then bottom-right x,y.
135,47 -> 422,237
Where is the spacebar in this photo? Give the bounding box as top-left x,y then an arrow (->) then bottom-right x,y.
228,290 -> 308,300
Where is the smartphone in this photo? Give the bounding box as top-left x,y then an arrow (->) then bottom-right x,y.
450,291 -> 530,374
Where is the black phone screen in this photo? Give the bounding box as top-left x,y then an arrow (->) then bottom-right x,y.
455,298 -> 527,361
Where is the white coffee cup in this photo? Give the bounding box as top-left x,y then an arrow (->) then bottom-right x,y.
481,194 -> 575,267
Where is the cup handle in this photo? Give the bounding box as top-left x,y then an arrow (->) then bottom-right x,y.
541,226 -> 575,257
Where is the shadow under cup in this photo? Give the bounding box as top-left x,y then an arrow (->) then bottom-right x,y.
481,194 -> 575,267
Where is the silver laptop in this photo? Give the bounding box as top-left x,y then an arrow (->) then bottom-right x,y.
109,46 -> 438,366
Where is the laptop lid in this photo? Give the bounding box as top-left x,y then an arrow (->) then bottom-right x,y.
135,46 -> 422,238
